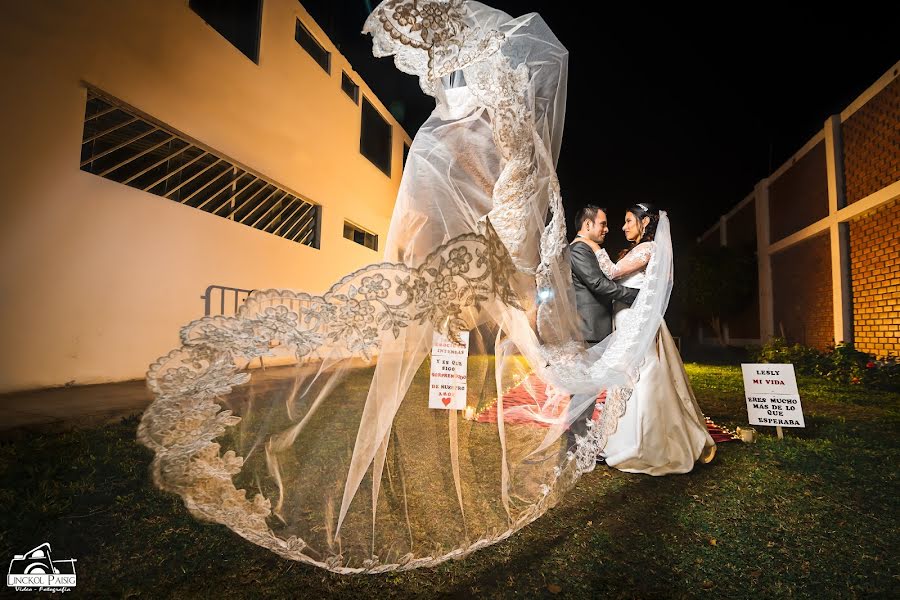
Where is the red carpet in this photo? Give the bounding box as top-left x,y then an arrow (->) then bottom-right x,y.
475,373 -> 737,443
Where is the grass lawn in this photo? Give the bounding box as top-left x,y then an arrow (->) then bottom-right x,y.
0,364 -> 897,598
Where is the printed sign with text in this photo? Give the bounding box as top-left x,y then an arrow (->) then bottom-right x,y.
740,363 -> 805,428
429,331 -> 469,410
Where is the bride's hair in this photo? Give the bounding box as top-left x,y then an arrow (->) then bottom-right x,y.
618,202 -> 661,259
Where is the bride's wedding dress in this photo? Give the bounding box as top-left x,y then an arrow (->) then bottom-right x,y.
595,244 -> 716,475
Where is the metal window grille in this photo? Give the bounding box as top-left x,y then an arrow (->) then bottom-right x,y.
80,87 -> 320,248
343,221 -> 378,251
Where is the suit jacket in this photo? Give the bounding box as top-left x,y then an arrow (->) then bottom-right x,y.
569,240 -> 639,343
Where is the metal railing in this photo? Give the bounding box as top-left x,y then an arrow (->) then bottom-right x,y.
202,285 -> 255,317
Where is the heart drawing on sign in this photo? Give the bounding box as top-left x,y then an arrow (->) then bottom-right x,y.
441,397 -> 452,406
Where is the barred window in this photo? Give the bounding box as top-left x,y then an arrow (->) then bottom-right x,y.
341,72 -> 360,104
360,97 -> 392,176
295,18 -> 330,74
80,87 -> 320,248
343,222 -> 378,251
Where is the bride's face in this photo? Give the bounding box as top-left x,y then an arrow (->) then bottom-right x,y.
623,211 -> 640,241
623,211 -> 649,242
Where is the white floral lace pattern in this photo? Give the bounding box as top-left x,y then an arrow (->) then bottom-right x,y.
566,386 -> 633,475
364,1 -> 567,284
140,1 -> 604,574
539,241 -> 660,391
588,243 -> 659,383
363,0 -> 505,96
595,242 -> 655,280
137,220 -> 524,574
534,239 -> 665,464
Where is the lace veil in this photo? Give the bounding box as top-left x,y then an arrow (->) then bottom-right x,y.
137,0 -> 672,573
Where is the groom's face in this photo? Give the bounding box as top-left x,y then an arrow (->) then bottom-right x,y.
589,211 -> 609,244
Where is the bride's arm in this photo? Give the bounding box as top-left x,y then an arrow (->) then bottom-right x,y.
597,242 -> 654,279
594,247 -> 616,279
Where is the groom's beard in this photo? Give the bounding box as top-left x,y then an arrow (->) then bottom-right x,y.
579,230 -> 606,244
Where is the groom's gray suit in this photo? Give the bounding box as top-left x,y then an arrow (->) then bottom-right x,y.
567,239 -> 639,441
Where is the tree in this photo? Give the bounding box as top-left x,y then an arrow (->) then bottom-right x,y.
678,245 -> 757,346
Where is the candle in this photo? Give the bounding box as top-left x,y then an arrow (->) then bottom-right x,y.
736,426 -> 758,443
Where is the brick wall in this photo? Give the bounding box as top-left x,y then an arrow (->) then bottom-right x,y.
769,142 -> 829,242
848,198 -> 900,357
843,76 -> 900,204
772,233 -> 833,350
725,199 -> 759,340
699,70 -> 898,351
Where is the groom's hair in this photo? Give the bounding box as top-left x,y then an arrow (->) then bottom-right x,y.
575,205 -> 606,230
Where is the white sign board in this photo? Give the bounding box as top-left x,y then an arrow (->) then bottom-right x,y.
740,363 -> 805,428
429,331 -> 469,410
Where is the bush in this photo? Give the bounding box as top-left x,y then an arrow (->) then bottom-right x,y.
861,357 -> 900,391
749,338 -> 900,392
749,337 -> 826,373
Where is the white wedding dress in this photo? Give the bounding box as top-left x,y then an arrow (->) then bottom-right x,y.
595,243 -> 716,475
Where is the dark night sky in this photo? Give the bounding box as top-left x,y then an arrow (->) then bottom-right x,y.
302,1 -> 898,254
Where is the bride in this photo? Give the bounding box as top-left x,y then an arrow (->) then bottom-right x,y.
137,0 -> 715,574
576,203 -> 716,475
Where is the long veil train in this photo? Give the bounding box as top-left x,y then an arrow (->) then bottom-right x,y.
137,0 -> 672,573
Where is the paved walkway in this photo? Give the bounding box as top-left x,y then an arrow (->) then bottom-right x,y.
0,379 -> 152,436
0,358 -> 372,436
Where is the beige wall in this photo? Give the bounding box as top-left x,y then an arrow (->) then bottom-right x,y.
0,0 -> 412,393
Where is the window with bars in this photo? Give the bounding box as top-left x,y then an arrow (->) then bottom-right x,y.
80,87 -> 320,249
341,72 -> 359,104
295,18 -> 330,73
343,222 -> 378,251
360,97 -> 392,177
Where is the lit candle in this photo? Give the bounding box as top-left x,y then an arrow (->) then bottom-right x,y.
736,426 -> 757,443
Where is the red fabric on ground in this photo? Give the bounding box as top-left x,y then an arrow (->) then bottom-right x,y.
476,373 -> 736,442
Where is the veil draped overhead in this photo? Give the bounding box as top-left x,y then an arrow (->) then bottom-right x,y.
137,0 -> 674,573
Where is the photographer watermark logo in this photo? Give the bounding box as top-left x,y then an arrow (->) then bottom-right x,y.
7,543 -> 76,592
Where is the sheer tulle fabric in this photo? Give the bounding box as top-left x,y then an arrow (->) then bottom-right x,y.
138,1 -> 675,573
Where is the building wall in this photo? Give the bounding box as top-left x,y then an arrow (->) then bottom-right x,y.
697,63 -> 899,354
768,142 -> 828,243
0,0 -> 412,392
771,233 -> 834,350
843,77 -> 900,205
725,199 -> 759,340
848,198 -> 900,357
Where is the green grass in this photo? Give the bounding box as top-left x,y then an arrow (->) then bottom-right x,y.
0,364 -> 897,598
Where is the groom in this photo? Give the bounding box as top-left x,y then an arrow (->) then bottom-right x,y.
567,205 -> 639,447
